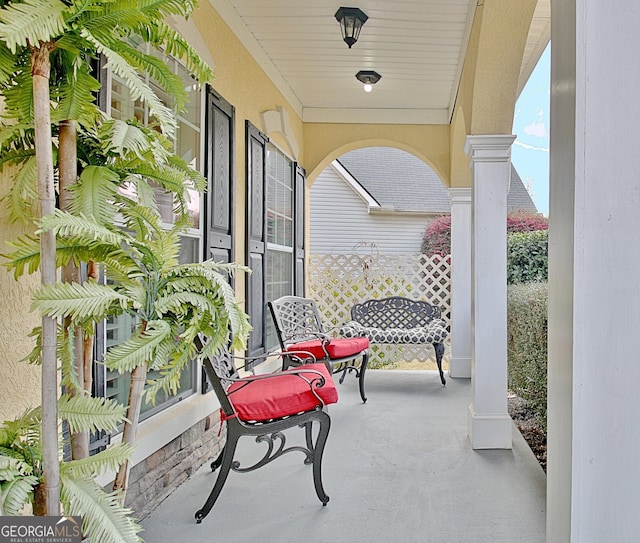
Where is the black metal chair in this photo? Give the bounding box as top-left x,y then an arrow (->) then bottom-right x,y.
194,337 -> 338,523
268,295 -> 370,403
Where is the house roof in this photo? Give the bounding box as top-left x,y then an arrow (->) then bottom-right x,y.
335,147 -> 537,214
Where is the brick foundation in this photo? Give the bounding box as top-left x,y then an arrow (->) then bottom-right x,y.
124,411 -> 225,519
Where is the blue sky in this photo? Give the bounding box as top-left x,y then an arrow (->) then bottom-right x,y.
511,44 -> 550,216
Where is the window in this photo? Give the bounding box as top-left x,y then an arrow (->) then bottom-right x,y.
102,53 -> 203,420
265,144 -> 294,350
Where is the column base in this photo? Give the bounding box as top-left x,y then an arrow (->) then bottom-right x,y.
468,404 -> 512,450
449,356 -> 471,378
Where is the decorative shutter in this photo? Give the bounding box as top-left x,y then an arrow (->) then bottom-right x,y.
293,163 -> 306,296
246,122 -> 269,361
201,88 -> 234,393
204,88 -> 234,264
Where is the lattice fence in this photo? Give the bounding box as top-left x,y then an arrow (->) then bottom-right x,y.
308,254 -> 452,368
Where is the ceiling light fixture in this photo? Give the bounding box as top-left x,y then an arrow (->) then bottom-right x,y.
335,7 -> 368,48
356,70 -> 381,92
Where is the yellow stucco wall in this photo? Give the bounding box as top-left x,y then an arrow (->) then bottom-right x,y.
303,124 -> 451,186
0,172 -> 42,422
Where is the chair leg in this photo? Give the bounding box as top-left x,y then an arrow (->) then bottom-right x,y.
358,351 -> 369,403
311,412 -> 331,506
304,421 -> 314,461
434,342 -> 446,385
195,434 -> 239,523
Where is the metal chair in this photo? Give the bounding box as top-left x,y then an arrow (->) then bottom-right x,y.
194,337 -> 338,523
268,295 -> 370,403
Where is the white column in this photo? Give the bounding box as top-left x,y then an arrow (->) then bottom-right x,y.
447,188 -> 471,378
548,2 -> 640,541
464,134 -> 515,450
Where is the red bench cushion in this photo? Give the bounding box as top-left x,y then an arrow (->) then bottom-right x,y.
285,337 -> 369,361
227,363 -> 338,422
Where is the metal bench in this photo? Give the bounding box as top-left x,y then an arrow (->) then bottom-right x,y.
194,337 -> 338,523
339,296 -> 449,385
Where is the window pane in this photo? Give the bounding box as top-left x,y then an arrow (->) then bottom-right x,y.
103,51 -> 203,417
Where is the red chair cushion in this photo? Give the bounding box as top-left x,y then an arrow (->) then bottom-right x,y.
286,337 -> 370,360
227,363 -> 338,422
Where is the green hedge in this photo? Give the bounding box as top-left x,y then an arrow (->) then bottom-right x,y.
507,282 -> 548,430
507,229 -> 548,285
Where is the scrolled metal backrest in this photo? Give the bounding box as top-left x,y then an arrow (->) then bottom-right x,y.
194,337 -> 239,416
351,296 -> 442,329
268,296 -> 325,348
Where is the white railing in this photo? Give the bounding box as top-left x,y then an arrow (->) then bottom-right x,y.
308,253 -> 451,368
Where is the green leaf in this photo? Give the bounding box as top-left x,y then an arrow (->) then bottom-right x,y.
61,443 -> 133,479
1,475 -> 39,515
105,319 -> 171,373
58,394 -> 128,434
70,165 -> 121,223
0,0 -> 68,53
32,280 -> 129,320
60,475 -> 143,543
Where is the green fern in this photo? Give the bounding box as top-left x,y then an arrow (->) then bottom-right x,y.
0,0 -> 68,53
105,319 -> 171,373
32,280 -> 130,321
58,395 -> 128,434
60,475 -> 143,543
61,443 -> 134,480
81,28 -> 177,137
1,474 -> 39,515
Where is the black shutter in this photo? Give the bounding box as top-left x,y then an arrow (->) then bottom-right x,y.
204,88 -> 234,264
202,88 -> 234,393
293,163 -> 306,296
246,122 -> 269,361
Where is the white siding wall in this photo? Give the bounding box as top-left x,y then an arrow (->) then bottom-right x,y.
310,167 -> 430,255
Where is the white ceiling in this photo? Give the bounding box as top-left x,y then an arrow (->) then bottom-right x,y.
209,0 -> 550,125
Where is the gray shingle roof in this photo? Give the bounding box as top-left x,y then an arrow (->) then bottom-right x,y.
336,147 -> 537,214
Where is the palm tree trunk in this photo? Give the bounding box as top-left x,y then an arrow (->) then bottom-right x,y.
113,363 -> 147,503
31,43 -> 60,516
59,119 -> 90,461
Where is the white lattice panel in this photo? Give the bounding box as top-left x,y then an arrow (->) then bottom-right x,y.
308,254 -> 452,366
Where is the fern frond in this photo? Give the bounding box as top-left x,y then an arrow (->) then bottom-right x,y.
104,319 -> 171,373
61,442 -> 133,480
145,339 -> 191,402
3,153 -> 38,223
58,324 -> 84,392
52,63 -> 102,127
145,19 -> 213,84
0,474 -> 39,515
58,394 -> 128,434
32,280 -> 129,321
37,209 -> 125,246
81,28 -> 177,137
102,119 -> 156,158
60,475 -> 143,543
113,39 -> 186,110
70,165 -> 121,223
0,40 -> 19,84
1,68 -> 34,124
0,0 -> 68,53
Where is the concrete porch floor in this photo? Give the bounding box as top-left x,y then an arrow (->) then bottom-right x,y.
141,369 -> 546,543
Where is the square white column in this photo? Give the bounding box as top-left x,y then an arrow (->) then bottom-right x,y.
464,134 -> 515,450
448,188 -> 472,378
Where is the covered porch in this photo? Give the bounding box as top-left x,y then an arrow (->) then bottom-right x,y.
141,369 -> 545,542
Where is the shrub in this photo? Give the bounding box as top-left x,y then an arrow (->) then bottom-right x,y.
507,229 -> 548,284
421,215 -> 451,256
507,282 -> 548,431
507,211 -> 549,233
421,211 -> 547,257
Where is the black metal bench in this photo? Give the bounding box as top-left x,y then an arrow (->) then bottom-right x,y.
339,296 -> 449,385
194,338 -> 338,523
